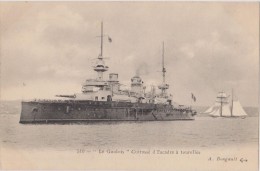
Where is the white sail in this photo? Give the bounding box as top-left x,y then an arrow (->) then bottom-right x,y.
231,100 -> 247,116
208,104 -> 223,116
204,106 -> 214,113
204,102 -> 220,114
208,104 -> 231,117
209,107 -> 220,117
222,104 -> 231,116
206,91 -> 247,117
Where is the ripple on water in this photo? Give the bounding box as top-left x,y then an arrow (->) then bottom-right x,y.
0,113 -> 258,150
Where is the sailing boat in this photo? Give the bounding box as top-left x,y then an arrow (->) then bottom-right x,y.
204,90 -> 247,118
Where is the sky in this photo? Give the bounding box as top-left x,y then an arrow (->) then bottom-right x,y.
0,2 -> 259,107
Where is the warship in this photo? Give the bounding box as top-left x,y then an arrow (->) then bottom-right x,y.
20,23 -> 196,123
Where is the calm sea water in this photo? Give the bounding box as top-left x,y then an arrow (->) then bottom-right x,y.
0,101 -> 258,151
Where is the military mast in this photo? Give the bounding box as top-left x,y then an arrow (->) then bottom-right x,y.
94,22 -> 109,80
158,41 -> 169,97
162,42 -> 166,84
100,21 -> 103,57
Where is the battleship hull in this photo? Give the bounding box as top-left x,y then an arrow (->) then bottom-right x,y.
20,100 -> 195,123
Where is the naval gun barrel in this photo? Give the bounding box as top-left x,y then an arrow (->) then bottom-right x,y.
56,95 -> 76,98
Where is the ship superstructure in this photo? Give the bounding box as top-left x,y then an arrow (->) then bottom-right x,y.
20,22 -> 196,123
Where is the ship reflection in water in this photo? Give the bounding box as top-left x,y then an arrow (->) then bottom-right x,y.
20,22 -> 196,123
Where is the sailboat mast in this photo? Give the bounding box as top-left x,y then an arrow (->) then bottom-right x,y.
220,99 -> 223,117
100,21 -> 103,58
231,89 -> 233,117
220,91 -> 223,117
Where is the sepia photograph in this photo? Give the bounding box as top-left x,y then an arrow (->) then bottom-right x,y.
0,2 -> 259,170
